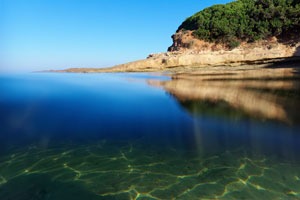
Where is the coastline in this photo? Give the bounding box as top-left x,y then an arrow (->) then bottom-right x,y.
45,55 -> 300,74
45,37 -> 300,73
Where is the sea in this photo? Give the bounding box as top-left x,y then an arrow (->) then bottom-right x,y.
0,68 -> 300,199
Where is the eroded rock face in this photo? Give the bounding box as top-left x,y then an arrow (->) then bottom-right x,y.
168,30 -> 225,52
168,30 -> 300,53
103,31 -> 300,72
56,31 -> 300,73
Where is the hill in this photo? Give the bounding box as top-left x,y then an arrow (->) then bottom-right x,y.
172,0 -> 300,50
54,0 -> 300,73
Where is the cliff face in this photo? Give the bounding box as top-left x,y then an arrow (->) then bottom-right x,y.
168,30 -> 226,52
101,33 -> 300,72
56,1 -> 300,73
168,30 -> 300,54
57,31 -> 300,73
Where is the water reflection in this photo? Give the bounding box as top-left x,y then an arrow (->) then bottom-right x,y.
1,72 -> 300,199
150,67 -> 300,124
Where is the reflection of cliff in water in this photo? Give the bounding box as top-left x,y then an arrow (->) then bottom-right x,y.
151,67 -> 300,124
296,46 -> 300,57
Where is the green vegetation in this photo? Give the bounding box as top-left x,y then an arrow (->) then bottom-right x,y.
178,0 -> 300,48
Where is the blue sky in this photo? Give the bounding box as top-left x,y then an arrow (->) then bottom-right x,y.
0,0 -> 232,72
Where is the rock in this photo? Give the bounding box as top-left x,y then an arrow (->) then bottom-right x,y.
52,31 -> 300,73
99,31 -> 300,72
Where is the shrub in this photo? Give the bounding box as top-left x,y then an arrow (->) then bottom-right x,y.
178,0 -> 300,48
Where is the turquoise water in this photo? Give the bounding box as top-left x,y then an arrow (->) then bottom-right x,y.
0,71 -> 300,199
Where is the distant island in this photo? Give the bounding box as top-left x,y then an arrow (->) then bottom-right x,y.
51,0 -> 300,73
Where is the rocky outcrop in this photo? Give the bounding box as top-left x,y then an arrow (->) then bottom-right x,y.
94,30 -> 300,72
100,35 -> 300,72
168,31 -> 226,52
53,30 -> 300,73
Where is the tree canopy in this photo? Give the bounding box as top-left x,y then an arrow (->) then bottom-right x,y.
178,0 -> 300,48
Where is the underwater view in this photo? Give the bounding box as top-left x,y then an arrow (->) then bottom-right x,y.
1,67 -> 300,200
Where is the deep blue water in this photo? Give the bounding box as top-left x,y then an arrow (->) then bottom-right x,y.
0,73 -> 191,149
0,72 -> 300,199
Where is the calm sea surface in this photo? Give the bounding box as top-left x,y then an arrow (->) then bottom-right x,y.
0,69 -> 300,199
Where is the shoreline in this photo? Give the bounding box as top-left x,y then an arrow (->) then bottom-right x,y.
44,39 -> 300,73
43,56 -> 300,73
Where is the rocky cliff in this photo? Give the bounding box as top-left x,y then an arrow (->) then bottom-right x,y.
55,31 -> 300,73
55,0 -> 300,73
96,32 -> 300,72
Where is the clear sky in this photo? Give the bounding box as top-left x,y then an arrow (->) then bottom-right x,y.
0,0 -> 232,72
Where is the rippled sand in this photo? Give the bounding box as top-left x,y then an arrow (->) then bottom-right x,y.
0,141 -> 300,200
1,68 -> 300,199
